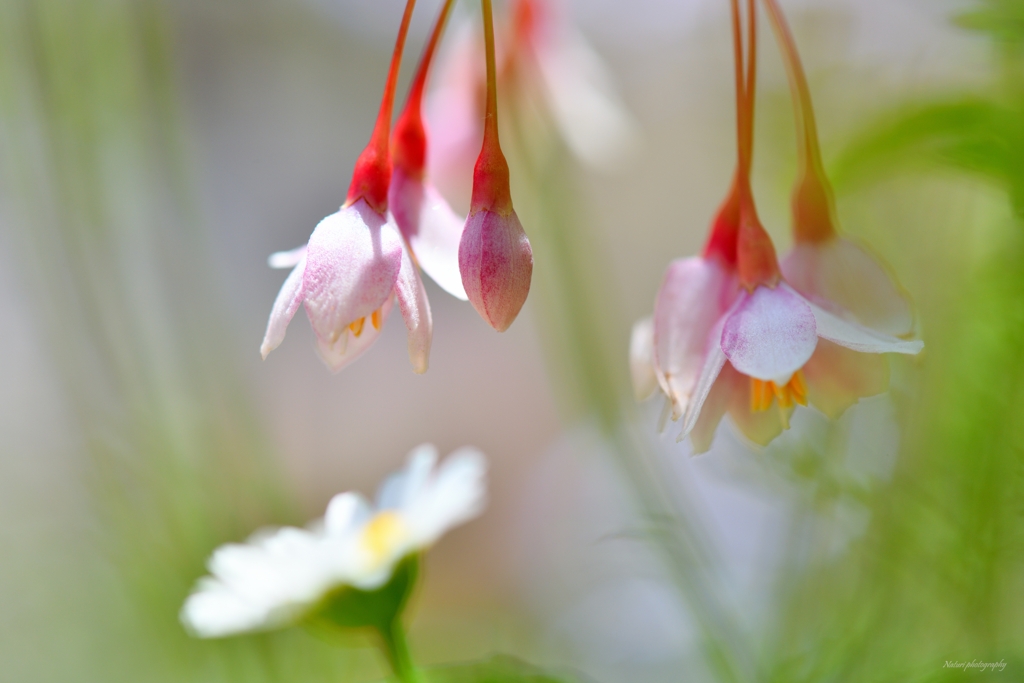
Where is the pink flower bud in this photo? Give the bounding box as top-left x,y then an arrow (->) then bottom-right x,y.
458,208 -> 533,332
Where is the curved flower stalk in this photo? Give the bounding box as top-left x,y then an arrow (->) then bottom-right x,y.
389,0 -> 469,301
762,0 -> 914,340
631,0 -> 923,453
425,0 -> 638,208
181,444 -> 486,679
459,0 -> 534,332
260,0 -> 432,373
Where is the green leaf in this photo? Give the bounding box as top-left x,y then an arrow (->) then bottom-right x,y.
309,555 -> 420,632
829,99 -> 1014,191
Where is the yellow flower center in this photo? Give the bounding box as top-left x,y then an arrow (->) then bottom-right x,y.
361,511 -> 408,564
750,370 -> 807,413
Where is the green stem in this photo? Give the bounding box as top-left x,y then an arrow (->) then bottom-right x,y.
480,0 -> 500,144
376,619 -> 422,683
504,96 -> 758,683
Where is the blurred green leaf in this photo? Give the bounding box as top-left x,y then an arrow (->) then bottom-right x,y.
830,99 -> 1015,190
423,655 -> 579,683
955,1 -> 1024,42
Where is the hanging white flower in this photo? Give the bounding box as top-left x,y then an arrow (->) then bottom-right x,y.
181,444 -> 487,638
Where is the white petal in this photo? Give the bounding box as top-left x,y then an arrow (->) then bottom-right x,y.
688,361 -> 739,454
394,242 -> 433,374
389,169 -> 468,300
781,237 -> 913,337
260,254 -> 306,359
405,447 -> 487,546
324,492 -> 371,537
678,340 -> 728,441
376,444 -> 438,510
268,245 -> 307,269
536,28 -> 640,169
807,292 -> 924,356
629,316 -> 659,402
184,526 -> 335,637
181,579 -> 274,638
721,285 -> 818,382
315,296 -> 394,373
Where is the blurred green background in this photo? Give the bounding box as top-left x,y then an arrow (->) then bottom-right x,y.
0,0 -> 1021,681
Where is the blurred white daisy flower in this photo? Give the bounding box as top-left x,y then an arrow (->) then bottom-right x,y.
181,444 -> 487,638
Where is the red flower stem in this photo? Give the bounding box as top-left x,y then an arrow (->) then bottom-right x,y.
743,0 -> 757,166
730,0 -> 748,180
761,0 -> 819,170
481,0 -> 500,145
393,0 -> 457,175
732,0 -> 758,204
346,0 -> 418,213
470,0 -> 513,215
762,0 -> 836,242
703,0 -> 750,266
412,0 -> 455,115
730,0 -> 782,289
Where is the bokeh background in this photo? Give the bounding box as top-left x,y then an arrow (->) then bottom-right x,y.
1,0 -> 1022,681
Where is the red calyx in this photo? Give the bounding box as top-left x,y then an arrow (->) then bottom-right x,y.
470,0 -> 514,217
347,140 -> 392,215
736,203 -> 781,289
703,173 -> 742,268
470,137 -> 513,216
392,98 -> 427,179
791,169 -> 836,243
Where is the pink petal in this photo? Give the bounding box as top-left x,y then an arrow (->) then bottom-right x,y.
389,168 -> 468,300
302,200 -> 404,352
424,20 -> 484,212
394,243 -> 433,374
315,296 -> 395,373
260,253 -> 306,359
534,28 -> 639,168
268,245 -> 307,269
806,291 -> 923,355
721,285 -> 818,382
781,237 -> 913,337
803,339 -> 889,419
653,257 -> 735,419
629,317 -> 659,402
459,209 -> 533,332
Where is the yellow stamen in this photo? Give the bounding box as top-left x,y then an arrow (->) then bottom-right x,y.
371,309 -> 383,331
773,381 -> 793,409
750,378 -> 772,412
349,317 -> 366,337
361,512 -> 407,564
750,371 -> 808,412
790,370 -> 808,406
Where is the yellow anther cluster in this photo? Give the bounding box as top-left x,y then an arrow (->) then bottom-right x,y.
750,371 -> 807,413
